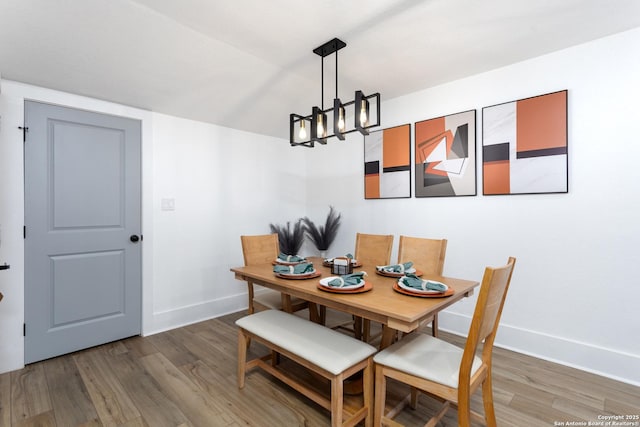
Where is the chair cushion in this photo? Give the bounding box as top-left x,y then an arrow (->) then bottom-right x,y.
236,310 -> 377,375
373,333 -> 483,388
254,289 -> 304,310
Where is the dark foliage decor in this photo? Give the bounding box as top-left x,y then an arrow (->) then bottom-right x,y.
269,219 -> 305,255
302,206 -> 341,251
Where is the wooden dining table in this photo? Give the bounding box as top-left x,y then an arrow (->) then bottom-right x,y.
231,256 -> 480,349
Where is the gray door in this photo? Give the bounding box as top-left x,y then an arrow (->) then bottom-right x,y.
24,101 -> 142,364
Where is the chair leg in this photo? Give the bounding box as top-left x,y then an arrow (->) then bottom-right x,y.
363,359 -> 373,427
482,372 -> 498,427
374,364 -> 386,427
457,390 -> 472,427
237,329 -> 248,389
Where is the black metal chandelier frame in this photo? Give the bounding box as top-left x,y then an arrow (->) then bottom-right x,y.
290,38 -> 381,147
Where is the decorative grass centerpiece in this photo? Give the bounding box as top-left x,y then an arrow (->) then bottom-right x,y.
269,219 -> 305,255
301,206 -> 341,255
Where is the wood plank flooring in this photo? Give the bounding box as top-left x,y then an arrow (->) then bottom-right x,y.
0,309 -> 638,426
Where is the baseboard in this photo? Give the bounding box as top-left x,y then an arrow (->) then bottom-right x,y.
145,292 -> 248,336
145,297 -> 640,387
439,310 -> 640,387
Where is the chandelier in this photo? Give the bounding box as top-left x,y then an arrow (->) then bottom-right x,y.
290,38 -> 380,147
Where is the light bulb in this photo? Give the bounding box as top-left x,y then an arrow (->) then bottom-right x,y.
338,107 -> 345,131
317,115 -> 324,137
298,121 -> 307,139
359,100 -> 368,127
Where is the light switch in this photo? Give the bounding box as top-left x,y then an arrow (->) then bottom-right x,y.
161,198 -> 175,211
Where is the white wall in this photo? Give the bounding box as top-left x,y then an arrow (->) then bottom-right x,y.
0,80 -> 307,372
1,27 -> 638,386
148,112 -> 307,333
303,28 -> 640,385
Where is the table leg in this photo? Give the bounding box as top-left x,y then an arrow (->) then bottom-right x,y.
353,316 -> 363,340
308,302 -> 322,324
379,326 -> 397,350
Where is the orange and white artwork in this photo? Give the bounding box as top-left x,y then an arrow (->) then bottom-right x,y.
414,110 -> 476,197
364,124 -> 411,199
482,90 -> 568,195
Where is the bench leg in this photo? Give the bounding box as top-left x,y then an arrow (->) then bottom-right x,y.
237,329 -> 248,389
331,374 -> 344,427
271,349 -> 280,366
410,387 -> 419,409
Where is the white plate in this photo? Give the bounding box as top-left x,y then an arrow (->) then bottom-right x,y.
376,266 -> 416,274
319,276 -> 365,290
275,258 -> 306,265
276,269 -> 316,277
397,278 -> 448,294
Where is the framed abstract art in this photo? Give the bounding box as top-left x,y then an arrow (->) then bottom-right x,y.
364,124 -> 411,199
414,109 -> 476,197
482,90 -> 568,195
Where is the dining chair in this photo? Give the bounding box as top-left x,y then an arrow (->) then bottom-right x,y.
353,233 -> 394,342
397,235 -> 448,337
373,257 -> 516,427
354,232 -> 394,267
240,234 -> 308,315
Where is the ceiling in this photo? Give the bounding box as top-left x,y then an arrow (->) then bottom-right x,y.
2,0 -> 640,140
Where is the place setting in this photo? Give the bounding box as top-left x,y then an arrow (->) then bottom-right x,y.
273,261 -> 320,279
375,261 -> 423,278
273,253 -> 308,265
317,271 -> 372,294
393,273 -> 453,298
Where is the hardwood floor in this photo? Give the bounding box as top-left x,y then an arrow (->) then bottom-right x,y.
1,309 -> 638,426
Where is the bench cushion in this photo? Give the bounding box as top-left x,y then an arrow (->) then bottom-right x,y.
236,310 -> 377,375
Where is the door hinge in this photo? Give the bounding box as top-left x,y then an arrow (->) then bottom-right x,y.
18,126 -> 29,142
23,226 -> 26,239
23,323 -> 26,337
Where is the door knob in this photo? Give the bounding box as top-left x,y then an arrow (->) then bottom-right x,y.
130,235 -> 140,243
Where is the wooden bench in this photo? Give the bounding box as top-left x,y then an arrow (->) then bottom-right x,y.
236,309 -> 377,427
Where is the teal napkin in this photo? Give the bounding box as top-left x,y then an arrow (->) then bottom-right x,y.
400,273 -> 447,292
377,261 -> 413,273
273,262 -> 314,274
277,253 -> 306,263
328,271 -> 366,288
